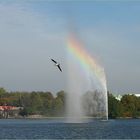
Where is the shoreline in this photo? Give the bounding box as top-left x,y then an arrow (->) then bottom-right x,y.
4,115 -> 140,120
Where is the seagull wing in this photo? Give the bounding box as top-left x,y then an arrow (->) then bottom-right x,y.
51,59 -> 57,64
57,64 -> 62,72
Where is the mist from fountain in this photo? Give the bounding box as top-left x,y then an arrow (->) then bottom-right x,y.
66,34 -> 108,122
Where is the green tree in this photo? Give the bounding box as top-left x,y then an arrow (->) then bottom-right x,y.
108,93 -> 120,118
0,87 -> 7,105
121,94 -> 139,118
52,91 -> 66,116
29,92 -> 43,115
0,87 -> 6,96
40,92 -> 54,116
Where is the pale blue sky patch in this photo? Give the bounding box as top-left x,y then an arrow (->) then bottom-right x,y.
0,1 -> 140,94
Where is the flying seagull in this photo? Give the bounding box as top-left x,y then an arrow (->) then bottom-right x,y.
51,59 -> 62,72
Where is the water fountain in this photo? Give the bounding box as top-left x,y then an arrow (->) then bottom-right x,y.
66,34 -> 108,122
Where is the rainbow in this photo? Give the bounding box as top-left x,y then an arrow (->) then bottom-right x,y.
67,34 -> 106,85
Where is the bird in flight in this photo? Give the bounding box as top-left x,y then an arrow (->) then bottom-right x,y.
51,59 -> 62,72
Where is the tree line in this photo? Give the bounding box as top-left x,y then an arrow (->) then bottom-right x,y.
0,88 -> 66,117
108,92 -> 140,118
0,88 -> 140,118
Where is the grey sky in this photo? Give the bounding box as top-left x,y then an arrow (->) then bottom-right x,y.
0,2 -> 140,94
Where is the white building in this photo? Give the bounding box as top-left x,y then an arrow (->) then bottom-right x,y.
114,95 -> 122,101
135,94 -> 140,97
115,94 -> 140,101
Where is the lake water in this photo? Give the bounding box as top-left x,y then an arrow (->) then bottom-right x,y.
0,119 -> 140,139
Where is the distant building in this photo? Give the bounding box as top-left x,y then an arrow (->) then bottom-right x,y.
114,95 -> 122,101
0,106 -> 23,119
127,93 -> 140,97
135,94 -> 140,97
114,94 -> 140,101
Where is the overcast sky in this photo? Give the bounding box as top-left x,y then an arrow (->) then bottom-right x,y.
0,1 -> 140,94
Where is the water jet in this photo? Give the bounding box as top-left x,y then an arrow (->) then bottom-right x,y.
66,34 -> 108,122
